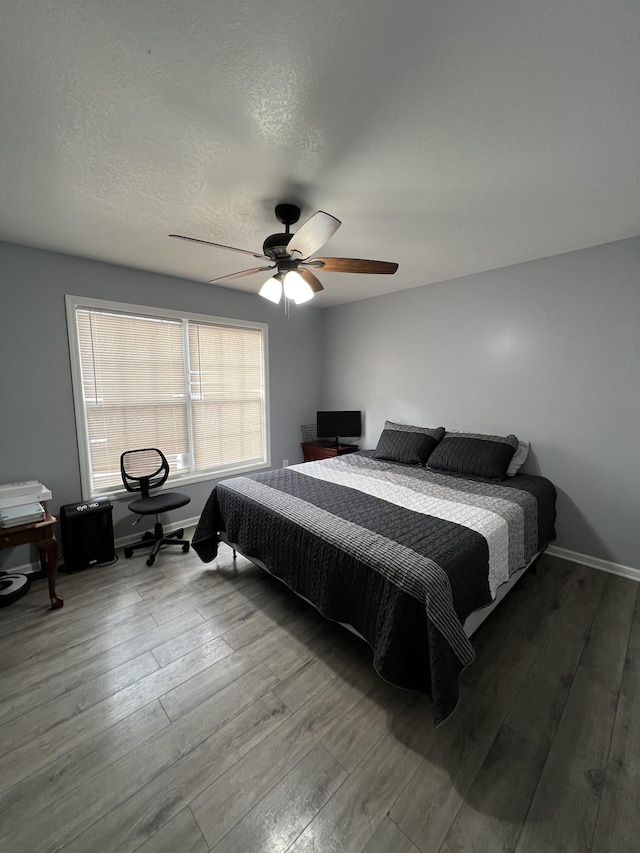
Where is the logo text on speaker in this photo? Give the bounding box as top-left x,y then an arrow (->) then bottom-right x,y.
76,502 -> 100,512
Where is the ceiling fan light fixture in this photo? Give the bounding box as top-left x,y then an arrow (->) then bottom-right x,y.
283,270 -> 314,304
259,273 -> 283,304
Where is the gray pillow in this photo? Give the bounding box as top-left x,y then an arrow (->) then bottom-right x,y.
427,431 -> 518,479
373,421 -> 445,465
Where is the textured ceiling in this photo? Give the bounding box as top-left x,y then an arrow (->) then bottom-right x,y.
1,0 -> 639,306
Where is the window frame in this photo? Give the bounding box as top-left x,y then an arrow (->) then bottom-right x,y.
66,295 -> 271,500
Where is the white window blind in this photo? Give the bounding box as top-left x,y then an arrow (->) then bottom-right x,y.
189,322 -> 265,471
67,297 -> 269,497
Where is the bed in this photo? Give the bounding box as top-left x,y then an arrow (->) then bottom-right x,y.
192,446 -> 556,725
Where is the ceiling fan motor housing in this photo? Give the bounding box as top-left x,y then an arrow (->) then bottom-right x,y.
264,204 -> 303,259
262,232 -> 292,259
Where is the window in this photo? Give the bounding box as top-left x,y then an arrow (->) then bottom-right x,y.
66,296 -> 269,498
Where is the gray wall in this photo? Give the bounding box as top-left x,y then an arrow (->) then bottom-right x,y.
3,237 -> 638,573
321,237 -> 640,569
0,241 -> 324,570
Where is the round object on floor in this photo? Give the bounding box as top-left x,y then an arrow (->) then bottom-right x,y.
0,573 -> 32,607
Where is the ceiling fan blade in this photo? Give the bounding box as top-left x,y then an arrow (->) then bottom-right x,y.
286,211 -> 341,260
297,268 -> 324,293
169,234 -> 268,260
208,266 -> 274,284
309,257 -> 398,274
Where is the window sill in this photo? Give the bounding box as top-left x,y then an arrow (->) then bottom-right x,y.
90,459 -> 271,502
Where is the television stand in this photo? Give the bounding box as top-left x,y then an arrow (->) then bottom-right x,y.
301,442 -> 359,463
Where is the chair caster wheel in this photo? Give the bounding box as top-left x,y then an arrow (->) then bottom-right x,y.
176,528 -> 184,539
142,531 -> 154,541
182,543 -> 190,553
146,556 -> 155,567
124,548 -> 133,558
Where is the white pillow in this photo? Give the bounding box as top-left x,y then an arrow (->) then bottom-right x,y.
506,441 -> 530,476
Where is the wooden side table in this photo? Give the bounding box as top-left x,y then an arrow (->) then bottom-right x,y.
301,442 -> 359,463
0,503 -> 63,609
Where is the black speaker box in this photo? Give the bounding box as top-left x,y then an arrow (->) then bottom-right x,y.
59,496 -> 115,573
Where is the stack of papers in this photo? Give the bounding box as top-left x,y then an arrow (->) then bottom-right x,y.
0,502 -> 46,528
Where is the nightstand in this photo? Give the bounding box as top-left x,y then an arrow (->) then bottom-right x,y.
301,442 -> 359,463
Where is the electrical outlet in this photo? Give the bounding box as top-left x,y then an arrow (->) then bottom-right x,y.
283,459 -> 289,467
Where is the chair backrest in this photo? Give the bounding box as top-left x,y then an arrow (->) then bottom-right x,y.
120,448 -> 170,498
301,423 -> 317,442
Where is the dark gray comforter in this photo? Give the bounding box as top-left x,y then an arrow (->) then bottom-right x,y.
192,452 -> 556,725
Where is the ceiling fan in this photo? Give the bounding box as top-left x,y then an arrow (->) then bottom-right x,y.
169,203 -> 398,305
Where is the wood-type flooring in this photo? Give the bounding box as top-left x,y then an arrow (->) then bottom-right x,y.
0,536 -> 638,852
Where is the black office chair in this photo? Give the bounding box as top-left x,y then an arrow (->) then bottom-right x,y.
120,448 -> 191,566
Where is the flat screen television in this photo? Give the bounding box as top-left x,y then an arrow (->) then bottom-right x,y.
316,411 -> 362,446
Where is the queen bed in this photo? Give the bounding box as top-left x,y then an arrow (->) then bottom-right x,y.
192,426 -> 556,726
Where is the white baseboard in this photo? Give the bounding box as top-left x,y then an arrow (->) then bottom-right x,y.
546,545 -> 640,583
3,516 -> 202,576
8,524 -> 638,585
114,516 -> 200,550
